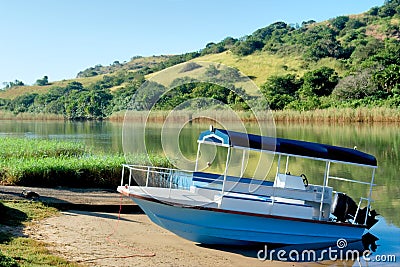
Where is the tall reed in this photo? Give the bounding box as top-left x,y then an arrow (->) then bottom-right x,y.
0,137 -> 171,188
110,107 -> 400,123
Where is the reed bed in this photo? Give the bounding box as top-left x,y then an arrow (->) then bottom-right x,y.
0,111 -> 64,121
1,155 -> 125,187
2,107 -> 399,123
110,107 -> 400,123
0,138 -> 87,159
0,137 -> 171,188
272,107 -> 400,123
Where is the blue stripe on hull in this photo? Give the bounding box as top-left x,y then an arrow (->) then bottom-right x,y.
134,198 -> 365,246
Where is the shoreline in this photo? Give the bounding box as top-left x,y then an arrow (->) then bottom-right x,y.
1,107 -> 400,123
24,210 -> 356,267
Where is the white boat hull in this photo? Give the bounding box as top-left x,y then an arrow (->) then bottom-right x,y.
126,191 -> 366,246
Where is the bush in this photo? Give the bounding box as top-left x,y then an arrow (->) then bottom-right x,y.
331,16 -> 349,31
260,74 -> 301,110
300,67 -> 339,97
231,39 -> 264,56
333,69 -> 379,100
0,252 -> 18,267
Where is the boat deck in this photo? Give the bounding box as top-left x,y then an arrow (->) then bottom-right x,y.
117,186 -> 218,208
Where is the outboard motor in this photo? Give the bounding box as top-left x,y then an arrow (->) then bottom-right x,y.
355,207 -> 379,229
332,192 -> 358,222
331,192 -> 378,229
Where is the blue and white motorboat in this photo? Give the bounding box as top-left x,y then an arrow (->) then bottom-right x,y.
117,126 -> 378,246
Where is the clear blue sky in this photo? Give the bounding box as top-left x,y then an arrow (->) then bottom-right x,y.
0,0 -> 384,85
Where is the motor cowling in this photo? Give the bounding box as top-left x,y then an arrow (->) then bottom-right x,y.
331,192 -> 378,229
331,192 -> 357,222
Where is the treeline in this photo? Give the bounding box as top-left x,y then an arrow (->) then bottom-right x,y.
77,52 -> 201,78
0,0 -> 399,118
261,39 -> 400,110
0,72 -> 143,120
0,65 -> 251,119
132,64 -> 250,111
227,0 -> 399,59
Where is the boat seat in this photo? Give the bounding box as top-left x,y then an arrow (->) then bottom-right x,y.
274,173 -> 306,190
192,172 -> 274,187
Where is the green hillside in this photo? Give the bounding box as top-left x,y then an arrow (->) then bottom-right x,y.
192,51 -> 345,93
0,0 -> 399,119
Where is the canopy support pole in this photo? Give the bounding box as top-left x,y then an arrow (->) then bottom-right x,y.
319,161 -> 331,221
274,154 -> 282,186
240,149 -> 246,177
194,142 -> 201,172
285,156 -> 290,174
221,147 -> 231,196
364,168 -> 376,225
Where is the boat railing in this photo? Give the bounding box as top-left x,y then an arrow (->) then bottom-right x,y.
327,174 -> 376,225
121,164 -> 193,190
120,163 -> 376,225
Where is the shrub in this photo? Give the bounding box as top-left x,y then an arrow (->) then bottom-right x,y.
333,69 -> 379,100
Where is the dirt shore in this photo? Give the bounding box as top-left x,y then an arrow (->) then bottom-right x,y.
1,186 -> 357,266
0,186 -> 135,207
24,210 -> 357,267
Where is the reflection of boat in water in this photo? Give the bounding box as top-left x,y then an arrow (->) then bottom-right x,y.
118,126 -> 379,246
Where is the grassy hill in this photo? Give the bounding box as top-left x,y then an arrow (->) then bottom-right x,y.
192,51 -> 345,94
0,0 -> 399,119
0,75 -> 104,100
0,56 -> 171,100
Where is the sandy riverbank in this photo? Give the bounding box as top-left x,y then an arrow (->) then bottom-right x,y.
24,210 -> 358,267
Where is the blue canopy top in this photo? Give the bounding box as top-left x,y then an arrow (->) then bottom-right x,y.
198,127 -> 377,167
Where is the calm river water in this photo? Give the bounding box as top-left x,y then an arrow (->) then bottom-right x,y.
0,119 -> 399,265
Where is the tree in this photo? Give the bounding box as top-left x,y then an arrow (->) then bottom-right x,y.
300,67 -> 338,97
231,39 -> 264,56
131,81 -> 166,110
333,69 -> 378,100
368,6 -> 379,16
260,74 -> 301,109
201,42 -> 225,55
370,40 -> 400,66
36,75 -> 49,86
373,64 -> 400,93
305,38 -> 346,60
9,93 -> 38,113
64,90 -> 112,120
220,37 -> 237,48
350,38 -> 383,62
2,80 -> 24,89
65,81 -> 84,93
301,20 -> 316,27
378,0 -> 398,17
331,16 -> 349,31
345,19 -> 365,30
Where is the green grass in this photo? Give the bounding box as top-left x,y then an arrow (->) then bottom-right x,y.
1,155 -> 126,187
0,137 -> 171,188
0,201 -> 79,267
0,55 -> 171,100
0,50 -> 344,100
0,75 -> 105,100
0,238 -> 79,267
191,51 -> 346,93
0,138 -> 87,159
0,251 -> 18,267
0,201 -> 58,226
